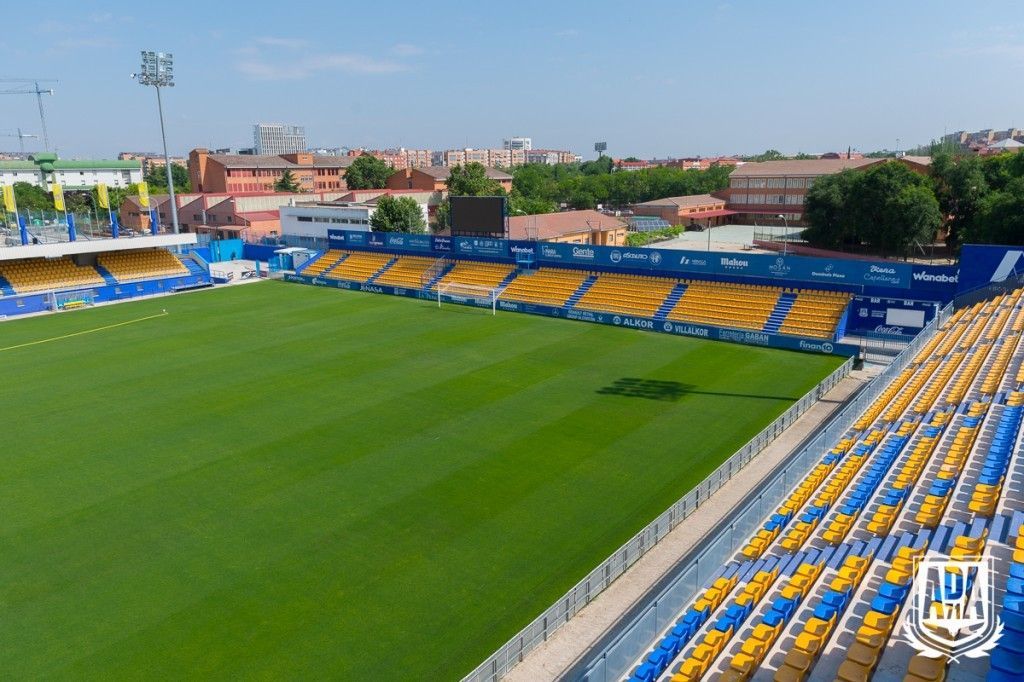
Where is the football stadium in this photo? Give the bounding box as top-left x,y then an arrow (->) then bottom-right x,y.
3,225 -> 1024,682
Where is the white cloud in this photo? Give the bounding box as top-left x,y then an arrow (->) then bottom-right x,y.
256,36 -> 308,49
56,37 -> 120,49
555,28 -> 579,37
237,52 -> 408,80
392,43 -> 423,56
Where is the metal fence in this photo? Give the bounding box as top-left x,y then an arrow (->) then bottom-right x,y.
460,357 -> 856,682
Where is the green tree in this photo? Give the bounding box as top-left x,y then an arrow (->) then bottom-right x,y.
274,170 -> 300,192
887,183 -> 943,255
750,149 -> 786,162
370,195 -> 426,233
446,162 -> 505,196
345,154 -> 393,189
13,181 -> 53,211
580,156 -> 613,175
804,162 -> 941,256
507,190 -> 556,216
930,153 -> 988,249
803,170 -> 859,248
144,163 -> 191,193
967,178 -> 1024,245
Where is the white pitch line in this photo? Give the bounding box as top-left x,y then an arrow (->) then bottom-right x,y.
0,311 -> 169,352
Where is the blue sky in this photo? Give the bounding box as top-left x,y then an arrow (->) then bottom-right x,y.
3,0 -> 1023,160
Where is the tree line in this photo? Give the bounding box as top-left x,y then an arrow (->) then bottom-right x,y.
803,151 -> 1024,256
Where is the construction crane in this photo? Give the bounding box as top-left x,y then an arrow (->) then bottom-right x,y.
0,79 -> 56,151
1,128 -> 38,154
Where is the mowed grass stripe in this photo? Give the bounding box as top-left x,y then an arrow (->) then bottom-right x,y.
0,282 -> 842,679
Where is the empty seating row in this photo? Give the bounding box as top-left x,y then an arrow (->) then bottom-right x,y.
668,281 -> 782,331
373,255 -> 438,288
500,269 -> 590,307
326,251 -> 394,282
436,261 -> 515,290
302,249 -> 347,276
97,249 -> 188,282
0,256 -> 105,293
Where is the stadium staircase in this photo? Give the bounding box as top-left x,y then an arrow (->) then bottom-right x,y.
94,263 -> 119,286
0,273 -> 14,296
180,257 -> 207,277
423,262 -> 456,291
366,256 -> 399,284
655,282 -> 689,321
497,269 -> 520,291
565,274 -> 598,309
762,292 -> 797,334
617,289 -> 1024,682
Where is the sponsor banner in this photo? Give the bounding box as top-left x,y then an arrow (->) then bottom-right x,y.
321,229 -> 924,290
382,233 -> 433,252
285,273 -> 858,355
452,236 -> 508,259
846,296 -> 937,335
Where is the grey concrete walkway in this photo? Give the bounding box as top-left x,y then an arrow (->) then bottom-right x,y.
505,368 -> 877,681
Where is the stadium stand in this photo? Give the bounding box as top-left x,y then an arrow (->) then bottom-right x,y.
500,268 -> 591,307
295,250 -> 855,340
618,287 -> 1024,682
0,257 -> 105,293
373,256 -> 439,289
436,261 -> 515,289
301,249 -> 347,277
666,281 -> 781,331
97,249 -> 188,282
575,273 -> 679,318
779,290 -> 851,339
326,251 -> 395,283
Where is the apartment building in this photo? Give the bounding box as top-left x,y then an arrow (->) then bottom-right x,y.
253,123 -> 307,155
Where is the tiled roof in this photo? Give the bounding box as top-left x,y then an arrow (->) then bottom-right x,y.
508,209 -> 626,240
414,166 -> 513,180
633,193 -> 726,208
730,158 -> 878,176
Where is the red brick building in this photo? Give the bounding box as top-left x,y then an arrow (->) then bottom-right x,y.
631,194 -> 734,227
188,148 -> 354,194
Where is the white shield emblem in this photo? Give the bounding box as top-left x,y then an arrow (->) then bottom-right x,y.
902,552 -> 1003,662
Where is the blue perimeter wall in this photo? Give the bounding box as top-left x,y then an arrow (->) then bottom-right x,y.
319,229 -> 961,302
0,272 -> 210,317
284,273 -> 860,357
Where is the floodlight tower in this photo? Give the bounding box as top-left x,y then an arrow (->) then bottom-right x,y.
132,51 -> 180,236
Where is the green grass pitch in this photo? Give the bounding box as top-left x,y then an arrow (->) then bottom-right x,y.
0,282 -> 843,679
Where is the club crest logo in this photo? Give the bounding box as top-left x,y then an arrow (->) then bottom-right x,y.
901,553 -> 1002,662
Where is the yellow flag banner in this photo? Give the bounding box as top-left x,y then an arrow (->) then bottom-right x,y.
137,182 -> 150,208
2,185 -> 15,213
96,183 -> 110,210
51,183 -> 65,212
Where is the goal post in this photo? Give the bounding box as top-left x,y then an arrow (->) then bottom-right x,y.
436,282 -> 499,315
50,289 -> 98,311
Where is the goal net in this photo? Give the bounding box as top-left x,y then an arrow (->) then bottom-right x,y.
50,289 -> 97,311
436,282 -> 499,315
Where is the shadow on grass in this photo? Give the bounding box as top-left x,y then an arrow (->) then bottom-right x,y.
596,377 -> 799,402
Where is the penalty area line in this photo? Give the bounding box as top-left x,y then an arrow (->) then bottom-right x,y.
0,310 -> 169,352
